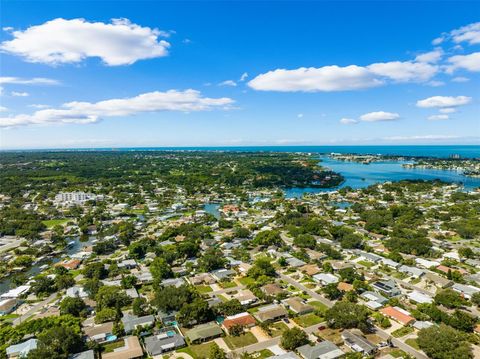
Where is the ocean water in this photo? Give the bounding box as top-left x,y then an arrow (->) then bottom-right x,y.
30,145 -> 480,159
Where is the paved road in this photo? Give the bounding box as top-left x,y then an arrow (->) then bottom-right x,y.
13,292 -> 58,326
279,273 -> 333,308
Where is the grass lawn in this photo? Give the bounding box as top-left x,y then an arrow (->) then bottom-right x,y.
42,218 -> 69,228
177,342 -> 216,359
252,349 -> 275,358
357,260 -> 374,268
269,322 -> 289,337
392,326 -> 414,338
405,338 -> 420,350
196,285 -> 213,293
220,281 -> 237,288
102,340 -> 125,353
223,332 -> 258,349
293,313 -> 323,328
309,301 -> 329,313
217,294 -> 229,302
238,277 -> 256,286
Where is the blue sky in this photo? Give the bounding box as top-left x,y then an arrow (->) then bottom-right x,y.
0,1 -> 479,149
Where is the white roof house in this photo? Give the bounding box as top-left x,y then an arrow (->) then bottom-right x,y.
313,273 -> 339,285
407,291 -> 433,304
1,285 -> 30,299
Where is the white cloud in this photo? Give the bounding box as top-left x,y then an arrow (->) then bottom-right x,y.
451,76 -> 469,83
415,48 -> 444,63
439,108 -> 456,114
219,80 -> 237,87
0,18 -> 170,66
11,91 -> 29,97
339,118 -> 358,125
0,89 -> 234,128
29,104 -> 51,109
427,80 -> 445,87
239,72 -> 248,81
0,76 -> 60,85
432,37 -> 444,45
367,61 -> 438,82
384,135 -> 459,141
297,113 -> 304,118
0,106 -> 7,112
248,65 -> 382,92
451,22 -> 480,45
416,95 -> 471,108
360,111 -> 400,122
447,52 -> 480,73
248,59 -> 438,92
428,114 -> 449,121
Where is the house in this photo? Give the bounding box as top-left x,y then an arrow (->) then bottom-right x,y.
121,313 -> 155,334
380,306 -> 415,326
1,285 -> 30,299
355,250 -> 382,263
399,265 -> 425,278
0,298 -> 20,316
158,310 -> 178,325
211,268 -> 236,281
66,286 -> 88,299
425,272 -> 453,288
341,331 -> 376,355
144,331 -> 186,356
102,336 -> 144,359
255,304 -> 288,323
337,282 -> 354,292
118,259 -> 137,269
415,258 -> 440,269
222,312 -> 256,334
267,353 -> 301,359
234,289 -> 258,306
313,273 -> 339,286
83,322 -> 114,343
297,341 -> 344,359
380,258 -> 400,269
286,256 -> 307,268
261,283 -> 286,297
68,350 -> 95,359
6,339 -> 37,358
283,297 -> 314,315
372,279 -> 401,297
452,283 -> 480,299
189,273 -> 216,285
56,259 -> 82,270
185,322 -> 223,344
161,277 -> 185,288
300,264 -> 321,276
407,291 -> 433,304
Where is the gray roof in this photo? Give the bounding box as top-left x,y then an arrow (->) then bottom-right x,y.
121,313 -> 155,333
297,341 -> 344,359
144,333 -> 185,355
6,339 -> 38,357
341,331 -> 376,354
69,350 -> 95,359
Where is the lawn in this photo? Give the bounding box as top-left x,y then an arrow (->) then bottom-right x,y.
392,326 -> 414,338
309,301 -> 329,314
269,322 -> 289,337
196,285 -> 213,293
102,340 -> 125,353
220,281 -> 237,288
238,276 -> 256,286
405,338 -> 420,350
252,349 -> 275,358
357,260 -> 375,268
177,342 -> 216,359
223,332 -> 258,349
293,313 -> 323,327
42,218 -> 69,228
